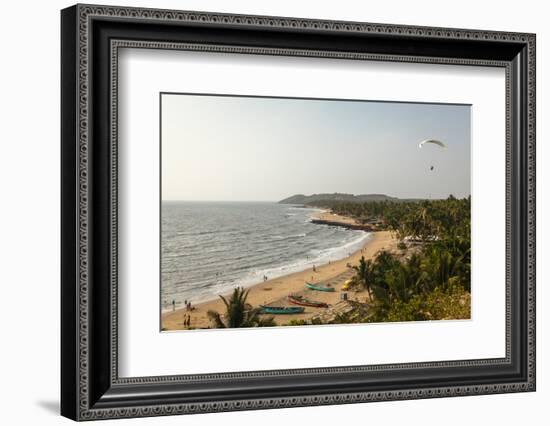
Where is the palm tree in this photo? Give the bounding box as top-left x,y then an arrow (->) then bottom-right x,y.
353,256 -> 375,299
394,253 -> 425,300
367,251 -> 400,306
420,245 -> 458,291
207,287 -> 275,328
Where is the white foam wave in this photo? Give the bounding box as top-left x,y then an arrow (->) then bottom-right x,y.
271,233 -> 306,240
165,231 -> 372,307
232,231 -> 371,292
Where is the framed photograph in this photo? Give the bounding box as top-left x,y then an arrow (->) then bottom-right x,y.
61,4 -> 536,421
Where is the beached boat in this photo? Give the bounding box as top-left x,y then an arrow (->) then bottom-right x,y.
306,282 -> 335,292
287,294 -> 328,308
341,279 -> 354,291
260,305 -> 305,314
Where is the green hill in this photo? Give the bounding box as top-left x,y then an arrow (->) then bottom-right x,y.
278,193 -> 400,205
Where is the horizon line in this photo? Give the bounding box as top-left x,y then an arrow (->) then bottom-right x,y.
161,195 -> 470,203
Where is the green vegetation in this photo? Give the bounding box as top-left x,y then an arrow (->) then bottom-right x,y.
352,256 -> 375,299
286,317 -> 325,326
278,193 -> 400,205
309,195 -> 469,237
207,287 -> 276,328
310,196 -> 471,323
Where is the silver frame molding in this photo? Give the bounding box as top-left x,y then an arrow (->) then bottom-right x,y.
61,3 -> 536,421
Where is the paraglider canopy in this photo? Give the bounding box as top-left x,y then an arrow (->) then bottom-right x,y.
418,139 -> 446,173
418,139 -> 447,149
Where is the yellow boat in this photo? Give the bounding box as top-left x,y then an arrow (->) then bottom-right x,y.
341,279 -> 354,291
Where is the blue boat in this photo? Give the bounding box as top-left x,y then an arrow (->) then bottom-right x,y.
260,305 -> 305,314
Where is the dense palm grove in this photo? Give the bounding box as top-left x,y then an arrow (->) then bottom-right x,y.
310,196 -> 471,322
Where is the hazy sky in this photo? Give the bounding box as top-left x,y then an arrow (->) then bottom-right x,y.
161,93 -> 470,201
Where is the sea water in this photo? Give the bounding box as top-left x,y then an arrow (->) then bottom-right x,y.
161,201 -> 371,311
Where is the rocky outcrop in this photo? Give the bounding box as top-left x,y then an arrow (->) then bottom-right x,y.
310,218 -> 374,231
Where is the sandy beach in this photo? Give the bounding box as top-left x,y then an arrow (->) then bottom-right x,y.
162,222 -> 397,330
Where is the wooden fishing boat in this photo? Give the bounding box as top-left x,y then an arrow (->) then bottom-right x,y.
287,294 -> 328,308
260,305 -> 305,314
305,282 -> 335,292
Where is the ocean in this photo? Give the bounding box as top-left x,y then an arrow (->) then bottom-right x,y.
161,201 -> 371,311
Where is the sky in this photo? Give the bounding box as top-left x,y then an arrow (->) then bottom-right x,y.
161,93 -> 471,201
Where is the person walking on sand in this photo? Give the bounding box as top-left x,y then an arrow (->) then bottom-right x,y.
172,299 -> 176,312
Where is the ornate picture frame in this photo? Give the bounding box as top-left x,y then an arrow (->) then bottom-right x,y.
61,4 -> 535,420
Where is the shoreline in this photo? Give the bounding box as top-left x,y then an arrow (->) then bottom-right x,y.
160,224 -> 371,313
162,222 -> 398,330
160,209 -> 366,313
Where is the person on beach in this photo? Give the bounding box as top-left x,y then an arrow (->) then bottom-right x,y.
172,299 -> 176,312
313,264 -> 316,272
